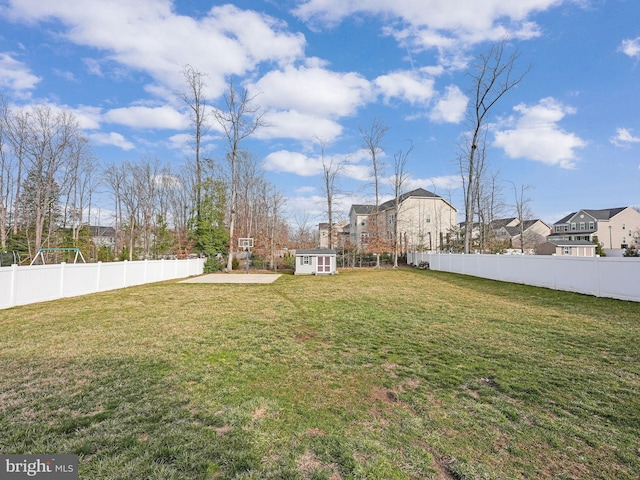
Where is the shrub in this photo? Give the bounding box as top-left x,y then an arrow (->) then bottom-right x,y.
203,256 -> 223,273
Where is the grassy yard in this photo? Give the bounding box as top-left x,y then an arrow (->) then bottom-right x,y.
1,268 -> 639,479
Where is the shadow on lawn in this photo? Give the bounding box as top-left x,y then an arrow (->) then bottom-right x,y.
0,356 -> 265,479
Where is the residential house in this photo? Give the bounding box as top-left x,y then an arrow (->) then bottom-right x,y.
459,217 -> 550,253
536,239 -> 596,257
318,221 -> 350,249
548,207 -> 640,253
493,218 -> 551,253
349,188 -> 457,252
89,226 -> 117,248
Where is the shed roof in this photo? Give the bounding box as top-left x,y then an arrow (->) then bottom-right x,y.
295,249 -> 337,255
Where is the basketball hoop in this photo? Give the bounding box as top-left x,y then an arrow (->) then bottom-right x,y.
238,238 -> 254,249
238,238 -> 253,273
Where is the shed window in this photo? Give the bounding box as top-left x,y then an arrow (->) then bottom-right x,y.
301,256 -> 310,265
562,246 -> 571,255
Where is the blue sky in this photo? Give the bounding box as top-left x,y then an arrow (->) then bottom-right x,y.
1,0 -> 639,227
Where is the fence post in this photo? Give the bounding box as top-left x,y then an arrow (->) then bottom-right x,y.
595,256 -> 601,298
10,264 -> 17,308
96,261 -> 102,292
60,262 -> 66,298
123,260 -> 128,288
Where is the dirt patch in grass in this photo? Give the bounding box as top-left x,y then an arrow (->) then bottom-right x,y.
297,450 -> 343,480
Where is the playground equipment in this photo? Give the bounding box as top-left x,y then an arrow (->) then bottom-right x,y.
30,248 -> 86,265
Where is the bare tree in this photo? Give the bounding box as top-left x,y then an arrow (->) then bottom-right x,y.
317,138 -> 343,250
477,170 -> 505,252
511,182 -> 533,253
17,106 -> 86,254
293,213 -> 317,249
360,119 -> 389,267
390,143 -> 413,267
180,65 -> 210,224
59,134 -> 98,242
214,81 -> 266,271
0,96 -> 10,250
460,40 -> 529,254
5,107 -> 29,237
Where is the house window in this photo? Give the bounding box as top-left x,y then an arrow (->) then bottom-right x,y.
301,256 -> 310,265
579,222 -> 585,230
426,214 -> 431,224
562,246 -> 571,255
571,222 -> 576,231
588,221 -> 594,230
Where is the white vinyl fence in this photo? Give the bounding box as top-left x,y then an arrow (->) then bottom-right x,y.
0,258 -> 205,309
408,252 -> 640,302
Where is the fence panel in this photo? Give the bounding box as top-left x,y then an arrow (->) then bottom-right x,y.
0,258 -> 205,309
408,253 -> 640,302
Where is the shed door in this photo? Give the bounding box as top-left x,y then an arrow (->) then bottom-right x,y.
317,256 -> 331,273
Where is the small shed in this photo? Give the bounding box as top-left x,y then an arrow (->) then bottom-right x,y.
294,249 -> 337,275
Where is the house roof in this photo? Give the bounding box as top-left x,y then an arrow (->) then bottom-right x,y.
461,218 -> 547,232
378,188 -> 442,211
554,207 -> 628,225
350,204 -> 377,215
504,219 -> 549,236
295,249 -> 337,255
490,217 -> 517,229
89,226 -> 116,236
544,240 -> 596,247
352,188 -> 455,215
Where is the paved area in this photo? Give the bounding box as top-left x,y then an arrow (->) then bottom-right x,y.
179,273 -> 282,284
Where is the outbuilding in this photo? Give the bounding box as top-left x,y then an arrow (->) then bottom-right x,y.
294,249 -> 337,275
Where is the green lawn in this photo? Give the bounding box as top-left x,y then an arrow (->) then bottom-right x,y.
1,268 -> 639,479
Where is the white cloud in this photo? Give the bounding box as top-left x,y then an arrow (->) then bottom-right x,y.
263,148 -> 371,181
619,37 -> 640,59
610,127 -> 640,147
293,0 -> 556,52
251,64 -> 371,117
89,132 -> 135,150
373,69 -> 435,105
493,97 -> 586,169
255,110 -> 343,142
429,85 -> 468,123
71,105 -> 102,129
0,52 -> 40,93
104,105 -> 187,129
4,0 -> 306,98
263,150 -> 322,176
